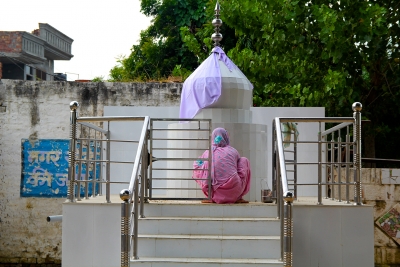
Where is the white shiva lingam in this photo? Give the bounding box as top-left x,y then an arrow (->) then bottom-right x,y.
166,2 -> 267,201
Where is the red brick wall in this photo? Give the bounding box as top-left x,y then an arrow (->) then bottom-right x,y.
0,32 -> 23,53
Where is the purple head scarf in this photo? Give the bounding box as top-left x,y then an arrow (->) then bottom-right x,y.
212,127 -> 230,150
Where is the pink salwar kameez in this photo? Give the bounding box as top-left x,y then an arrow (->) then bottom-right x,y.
192,128 -> 251,204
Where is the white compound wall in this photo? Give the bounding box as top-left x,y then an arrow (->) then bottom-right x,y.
0,80 -> 181,264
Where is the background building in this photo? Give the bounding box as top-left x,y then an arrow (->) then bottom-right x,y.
0,23 -> 73,81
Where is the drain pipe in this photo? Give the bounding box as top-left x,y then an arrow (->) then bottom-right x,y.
47,215 -> 62,222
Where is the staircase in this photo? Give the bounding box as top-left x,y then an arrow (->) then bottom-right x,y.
132,201 -> 283,267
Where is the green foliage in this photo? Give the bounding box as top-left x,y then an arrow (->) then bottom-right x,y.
91,76 -> 105,82
109,0 -> 211,81
179,1 -> 239,64
110,0 -> 400,158
184,0 -> 399,158
172,65 -> 193,81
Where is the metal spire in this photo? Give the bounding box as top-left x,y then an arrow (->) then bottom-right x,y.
211,1 -> 223,47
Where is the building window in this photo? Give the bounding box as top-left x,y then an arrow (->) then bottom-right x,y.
26,66 -> 35,81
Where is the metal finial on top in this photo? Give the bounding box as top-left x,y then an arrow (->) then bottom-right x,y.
211,1 -> 223,47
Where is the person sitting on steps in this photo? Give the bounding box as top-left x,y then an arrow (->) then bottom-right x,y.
192,127 -> 251,204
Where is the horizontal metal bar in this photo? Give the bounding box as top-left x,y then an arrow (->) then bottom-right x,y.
327,145 -> 353,151
77,116 -> 146,122
285,162 -> 353,165
47,215 -> 62,222
362,158 -> 400,163
295,182 -> 355,186
152,148 -> 209,151
151,118 -> 212,122
148,198 -> 208,201
106,139 -> 139,143
282,141 -> 354,144
73,180 -> 129,184
151,178 -> 207,181
278,117 -> 354,123
152,168 -> 209,171
151,138 -> 209,141
76,138 -> 139,143
74,159 -> 134,164
76,138 -> 105,142
321,122 -> 353,136
154,157 -> 209,161
328,142 -> 354,145
78,122 -> 108,134
151,129 -> 210,131
152,188 -> 200,190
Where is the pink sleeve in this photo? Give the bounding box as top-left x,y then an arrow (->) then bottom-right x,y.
192,150 -> 210,186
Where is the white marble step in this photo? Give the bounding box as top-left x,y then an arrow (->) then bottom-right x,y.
130,257 -> 283,267
137,234 -> 281,259
142,202 -> 277,218
139,217 -> 280,236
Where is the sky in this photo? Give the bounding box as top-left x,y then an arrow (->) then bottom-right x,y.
0,0 -> 152,81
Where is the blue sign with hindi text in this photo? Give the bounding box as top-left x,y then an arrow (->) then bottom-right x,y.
21,139 -> 100,198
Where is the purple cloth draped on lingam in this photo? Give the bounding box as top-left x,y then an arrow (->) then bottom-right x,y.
179,46 -> 239,119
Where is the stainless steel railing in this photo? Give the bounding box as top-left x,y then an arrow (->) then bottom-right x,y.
120,115 -> 150,264
67,101 -> 148,203
67,101 -> 107,202
148,118 -> 213,201
67,102 -> 214,265
66,101 -> 150,266
272,102 -> 363,267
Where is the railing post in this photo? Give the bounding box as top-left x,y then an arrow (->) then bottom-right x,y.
149,119 -> 154,199
345,126 -> 350,204
144,129 -> 150,203
330,134 -> 335,200
276,150 -> 281,219
208,119 -> 213,201
324,135 -> 329,199
67,101 -> 79,202
106,121 -> 111,203
140,144 -> 146,218
283,191 -> 294,267
133,179 -> 139,259
337,129 -> 342,202
353,102 -> 363,205
120,189 -> 131,267
293,132 -> 298,199
317,122 -> 322,205
76,137 -> 83,201
272,121 -> 277,204
92,131 -> 98,198
84,129 -> 91,200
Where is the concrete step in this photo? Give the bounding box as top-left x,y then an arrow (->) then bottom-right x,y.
139,217 -> 280,236
142,202 -> 277,218
137,234 -> 281,259
130,257 -> 283,267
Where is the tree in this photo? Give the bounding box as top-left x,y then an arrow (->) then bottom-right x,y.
183,0 -> 400,160
109,0 -> 210,81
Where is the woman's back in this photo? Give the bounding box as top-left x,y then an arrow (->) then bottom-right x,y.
212,145 -> 240,184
